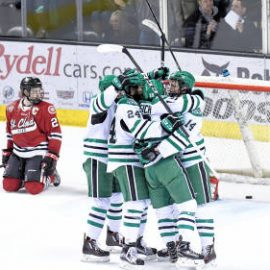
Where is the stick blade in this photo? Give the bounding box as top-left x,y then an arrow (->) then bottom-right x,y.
142,19 -> 161,37
97,44 -> 124,54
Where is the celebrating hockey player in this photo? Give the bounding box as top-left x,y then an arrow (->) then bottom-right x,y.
137,70 -> 216,266
135,74 -> 207,265
2,77 -> 62,195
81,75 -> 124,262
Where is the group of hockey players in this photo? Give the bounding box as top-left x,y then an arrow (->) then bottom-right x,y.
1,64 -> 217,268
81,66 -> 217,269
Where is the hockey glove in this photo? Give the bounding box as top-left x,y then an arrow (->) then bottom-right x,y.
42,152 -> 58,176
2,148 -> 13,168
134,140 -> 159,165
111,76 -> 124,91
148,67 -> 170,80
161,114 -> 183,133
191,89 -> 204,100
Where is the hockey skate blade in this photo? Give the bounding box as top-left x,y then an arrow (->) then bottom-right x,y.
120,260 -> 145,270
81,253 -> 110,263
157,256 -> 170,262
104,245 -> 122,253
137,253 -> 157,261
176,257 -> 204,269
200,259 -> 218,270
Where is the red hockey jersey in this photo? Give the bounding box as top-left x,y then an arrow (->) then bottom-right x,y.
6,99 -> 62,158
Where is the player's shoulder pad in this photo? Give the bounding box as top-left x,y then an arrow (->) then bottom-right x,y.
6,100 -> 19,113
118,97 -> 138,106
151,95 -> 167,105
192,88 -> 204,100
38,101 -> 57,115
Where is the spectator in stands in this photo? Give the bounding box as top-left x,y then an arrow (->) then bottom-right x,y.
168,0 -> 198,46
212,0 -> 262,52
183,0 -> 221,49
133,0 -> 160,46
104,9 -> 138,44
214,0 -> 231,18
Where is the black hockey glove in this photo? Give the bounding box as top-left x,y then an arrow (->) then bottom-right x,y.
134,140 -> 159,164
42,152 -> 58,176
148,66 -> 170,80
161,114 -> 183,134
2,148 -> 13,168
191,89 -> 204,100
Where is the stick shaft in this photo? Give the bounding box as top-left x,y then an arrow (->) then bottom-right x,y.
145,0 -> 181,70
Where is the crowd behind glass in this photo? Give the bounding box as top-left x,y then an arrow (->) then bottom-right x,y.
0,0 -> 262,53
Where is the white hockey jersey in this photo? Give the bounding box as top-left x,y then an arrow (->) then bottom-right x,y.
140,93 -> 206,167
83,86 -> 117,164
107,96 -> 165,173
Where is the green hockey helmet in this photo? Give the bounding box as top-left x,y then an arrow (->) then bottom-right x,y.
168,71 -> 195,96
143,79 -> 164,101
122,70 -> 146,91
98,75 -> 117,91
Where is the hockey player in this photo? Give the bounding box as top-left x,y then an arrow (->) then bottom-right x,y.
135,75 -> 207,265
82,75 -> 124,262
106,69 -> 181,268
139,70 -> 217,266
2,77 -> 62,195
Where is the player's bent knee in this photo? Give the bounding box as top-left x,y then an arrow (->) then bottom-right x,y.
25,181 -> 44,195
3,177 -> 22,192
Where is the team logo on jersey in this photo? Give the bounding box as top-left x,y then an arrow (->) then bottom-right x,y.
201,58 -> 230,76
48,105 -> 56,114
10,119 -> 16,129
32,106 -> 39,115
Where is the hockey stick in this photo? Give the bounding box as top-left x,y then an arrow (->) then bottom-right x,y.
97,44 -> 173,115
145,0 -> 181,70
97,44 -> 219,178
142,19 -> 165,67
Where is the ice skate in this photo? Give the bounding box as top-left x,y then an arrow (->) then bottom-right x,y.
120,244 -> 145,269
81,234 -> 110,262
105,226 -> 122,252
136,236 -> 157,261
177,240 -> 204,268
201,243 -> 217,269
166,241 -> 178,263
157,248 -> 170,261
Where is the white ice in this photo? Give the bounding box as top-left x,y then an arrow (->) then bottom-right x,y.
0,122 -> 270,270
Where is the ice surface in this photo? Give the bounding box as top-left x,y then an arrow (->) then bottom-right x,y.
0,122 -> 270,270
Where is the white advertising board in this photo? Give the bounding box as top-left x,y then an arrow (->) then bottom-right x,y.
0,40 -> 269,125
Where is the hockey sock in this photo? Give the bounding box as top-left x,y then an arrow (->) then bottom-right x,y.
86,197 -> 110,240
138,205 -> 148,238
3,177 -> 22,192
196,217 -> 214,247
196,206 -> 215,248
176,199 -> 201,251
107,192 -> 123,232
155,204 -> 178,244
122,200 -> 146,243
